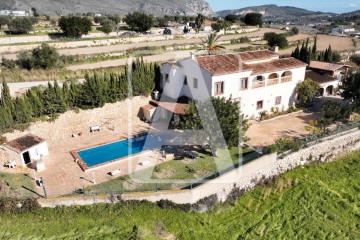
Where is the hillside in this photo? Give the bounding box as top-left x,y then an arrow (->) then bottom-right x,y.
0,0 -> 214,16
217,4 -> 334,19
1,150 -> 359,238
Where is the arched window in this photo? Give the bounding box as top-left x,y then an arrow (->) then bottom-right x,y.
252,75 -> 265,89
267,73 -> 279,86
281,71 -> 292,83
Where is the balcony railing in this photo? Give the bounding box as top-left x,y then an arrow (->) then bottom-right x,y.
267,78 -> 279,86
281,76 -> 292,83
252,81 -> 265,89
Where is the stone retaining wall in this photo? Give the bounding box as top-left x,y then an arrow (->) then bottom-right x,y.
122,128 -> 360,204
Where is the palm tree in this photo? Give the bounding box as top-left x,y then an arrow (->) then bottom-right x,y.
201,33 -> 225,55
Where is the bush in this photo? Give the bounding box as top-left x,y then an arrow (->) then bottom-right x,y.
7,17 -> 35,34
0,198 -> 40,213
16,43 -> 61,70
264,137 -> 305,154
156,199 -> 191,212
1,57 -> 16,69
321,101 -> 350,122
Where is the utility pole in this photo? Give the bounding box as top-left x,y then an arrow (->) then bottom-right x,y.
40,177 -> 47,198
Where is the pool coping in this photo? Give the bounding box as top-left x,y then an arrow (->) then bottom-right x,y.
70,131 -> 160,172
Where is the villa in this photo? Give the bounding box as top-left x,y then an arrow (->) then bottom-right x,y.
155,50 -> 307,119
306,61 -> 353,96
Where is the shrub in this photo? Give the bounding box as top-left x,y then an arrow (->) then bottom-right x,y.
156,199 -> 191,212
0,135 -> 7,145
0,198 -> 40,213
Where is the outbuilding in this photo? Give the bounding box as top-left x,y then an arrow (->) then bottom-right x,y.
5,134 -> 49,170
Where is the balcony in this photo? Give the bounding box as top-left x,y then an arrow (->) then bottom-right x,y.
267,78 -> 279,86
252,81 -> 265,89
281,76 -> 292,83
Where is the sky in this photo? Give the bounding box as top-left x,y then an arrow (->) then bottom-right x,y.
207,0 -> 360,13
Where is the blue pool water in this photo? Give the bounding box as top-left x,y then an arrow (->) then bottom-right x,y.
77,134 -> 167,167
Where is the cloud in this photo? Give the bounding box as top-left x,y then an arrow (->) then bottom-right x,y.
348,2 -> 360,8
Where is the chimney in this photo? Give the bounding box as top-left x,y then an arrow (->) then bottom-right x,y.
190,52 -> 196,60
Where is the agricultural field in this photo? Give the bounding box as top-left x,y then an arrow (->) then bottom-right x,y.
1,150 -> 359,239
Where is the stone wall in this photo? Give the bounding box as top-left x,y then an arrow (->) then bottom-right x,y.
122,128 -> 360,204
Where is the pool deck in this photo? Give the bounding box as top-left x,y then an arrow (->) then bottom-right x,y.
32,122 -> 167,197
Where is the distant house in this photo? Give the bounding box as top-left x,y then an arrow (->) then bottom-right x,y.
0,10 -> 28,16
150,50 -> 307,119
5,134 -> 49,170
330,26 -> 356,36
307,61 -> 353,96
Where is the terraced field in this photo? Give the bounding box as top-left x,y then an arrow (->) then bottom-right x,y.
0,150 -> 359,239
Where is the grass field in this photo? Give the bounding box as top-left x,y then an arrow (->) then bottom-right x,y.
0,172 -> 37,199
0,150 -> 359,239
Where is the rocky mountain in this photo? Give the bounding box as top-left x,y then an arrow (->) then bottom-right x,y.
217,4 -> 334,20
0,0 -> 214,16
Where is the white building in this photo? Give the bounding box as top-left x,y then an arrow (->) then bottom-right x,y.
5,134 -> 49,170
0,10 -> 28,16
330,26 -> 356,36
159,50 -> 307,119
307,61 -> 353,96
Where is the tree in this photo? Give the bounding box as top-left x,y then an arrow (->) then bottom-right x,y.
243,13 -> 263,27
31,7 -> 39,17
58,16 -> 92,38
340,71 -> 360,108
7,17 -> 35,34
195,14 -> 206,29
290,27 -> 299,35
296,78 -> 320,107
0,16 -> 10,30
98,19 -> 114,34
32,43 -> 60,69
263,32 -> 288,49
123,12 -> 154,33
321,101 -> 350,122
17,43 -> 60,70
178,97 -> 249,149
107,15 -> 121,25
201,33 -> 225,55
224,14 -> 238,23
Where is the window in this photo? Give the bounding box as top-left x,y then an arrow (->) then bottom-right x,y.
275,96 -> 282,105
215,82 -> 224,95
193,78 -> 198,89
240,77 -> 248,90
256,75 -> 263,81
184,76 -> 188,85
256,100 -> 263,110
165,74 -> 169,83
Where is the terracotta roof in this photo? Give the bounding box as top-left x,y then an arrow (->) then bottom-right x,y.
305,70 -> 337,84
343,61 -> 359,68
6,134 -> 45,153
245,58 -> 308,75
195,51 -> 306,76
238,50 -> 279,62
309,61 -> 344,71
150,100 -> 189,115
195,51 -> 279,75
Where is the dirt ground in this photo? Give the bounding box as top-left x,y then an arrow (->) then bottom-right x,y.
246,112 -> 322,148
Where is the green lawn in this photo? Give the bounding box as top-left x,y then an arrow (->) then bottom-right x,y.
0,150 -> 359,239
88,147 -> 255,194
0,172 -> 37,199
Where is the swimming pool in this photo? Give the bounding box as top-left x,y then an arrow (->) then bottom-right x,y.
76,134 -> 167,168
